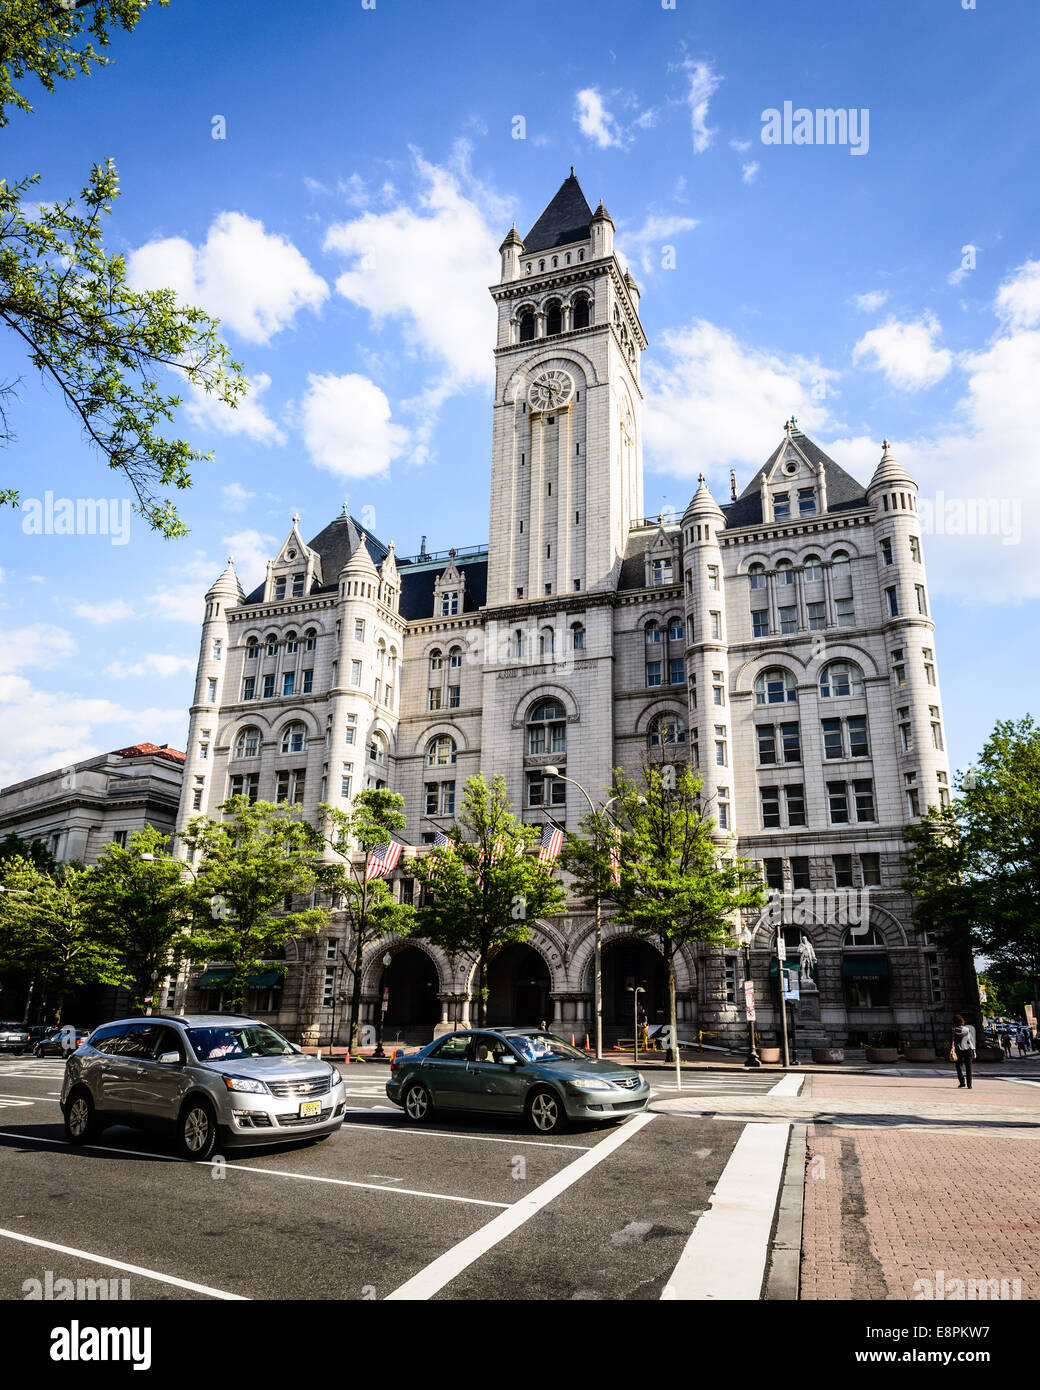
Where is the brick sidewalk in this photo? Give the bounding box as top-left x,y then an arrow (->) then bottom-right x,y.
800,1073 -> 1040,1300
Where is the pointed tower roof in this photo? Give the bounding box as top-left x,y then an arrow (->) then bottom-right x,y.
341,532 -> 379,579
868,438 -> 916,493
683,474 -> 725,523
523,172 -> 594,253
499,223 -> 524,252
724,427 -> 870,527
206,557 -> 244,603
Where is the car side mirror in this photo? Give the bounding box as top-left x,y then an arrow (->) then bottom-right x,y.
158,1051 -> 182,1065
499,1055 -> 518,1066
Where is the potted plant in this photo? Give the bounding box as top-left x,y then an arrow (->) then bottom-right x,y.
811,1046 -> 845,1064
864,1031 -> 899,1064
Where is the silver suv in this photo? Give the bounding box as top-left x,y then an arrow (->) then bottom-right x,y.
60,1014 -> 347,1160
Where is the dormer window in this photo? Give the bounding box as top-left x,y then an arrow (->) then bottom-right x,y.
274,577 -> 287,600
292,573 -> 305,597
773,492 -> 791,519
441,592 -> 459,616
798,487 -> 816,515
650,558 -> 674,587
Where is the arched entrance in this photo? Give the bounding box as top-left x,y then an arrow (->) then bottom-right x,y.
380,947 -> 440,1033
602,937 -> 668,1029
486,943 -> 551,1028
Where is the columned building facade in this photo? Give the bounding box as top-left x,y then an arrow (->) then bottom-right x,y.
176,174 -> 971,1050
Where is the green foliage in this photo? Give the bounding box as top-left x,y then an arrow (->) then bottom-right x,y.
180,798 -> 329,1009
904,716 -> 1040,993
0,829 -> 56,874
409,774 -> 566,1026
0,0 -> 166,124
319,790 -> 414,1050
0,855 -> 118,1022
83,824 -> 188,1008
0,161 -> 246,535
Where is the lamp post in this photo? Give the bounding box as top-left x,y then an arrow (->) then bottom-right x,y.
543,769 -> 619,1062
627,982 -> 645,1066
373,950 -> 392,1058
738,922 -> 761,1068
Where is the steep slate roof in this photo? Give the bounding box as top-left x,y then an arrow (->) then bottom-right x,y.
241,512 -> 390,605
723,431 -> 870,529
397,555 -> 488,621
523,174 -> 594,253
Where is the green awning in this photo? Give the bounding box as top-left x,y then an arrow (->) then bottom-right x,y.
842,953 -> 889,980
769,960 -> 805,979
247,970 -> 283,989
196,968 -> 231,989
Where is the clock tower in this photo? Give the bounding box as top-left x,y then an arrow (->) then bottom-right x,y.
485,173 -> 647,608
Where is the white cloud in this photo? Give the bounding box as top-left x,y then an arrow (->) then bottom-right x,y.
221,529 -> 279,593
851,289 -> 890,313
616,214 -> 699,276
221,482 -> 256,510
643,319 -> 838,476
104,653 -> 195,679
72,599 -> 135,624
323,148 -> 500,392
741,161 -> 760,185
575,88 -> 625,149
301,373 -> 409,480
994,257 -> 1040,330
184,372 -> 286,445
0,624 -> 75,675
129,211 -> 329,346
680,59 -> 722,154
852,313 -> 953,391
729,138 -> 751,153
147,583 -> 207,624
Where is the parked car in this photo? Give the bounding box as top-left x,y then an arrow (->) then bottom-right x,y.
33,1026 -> 89,1058
61,1014 -> 347,1160
387,1027 -> 651,1134
0,1021 -> 29,1054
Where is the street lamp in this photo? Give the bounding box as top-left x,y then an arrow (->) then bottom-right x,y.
737,922 -> 762,1068
543,768 -> 619,1061
373,951 -> 392,1058
626,982 -> 645,1066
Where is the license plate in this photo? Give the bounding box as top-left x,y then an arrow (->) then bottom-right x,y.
299,1100 -> 322,1119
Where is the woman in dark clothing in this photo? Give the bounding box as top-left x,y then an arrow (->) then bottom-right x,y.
952,1013 -> 976,1089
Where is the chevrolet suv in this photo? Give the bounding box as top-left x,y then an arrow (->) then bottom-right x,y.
61,1014 -> 347,1160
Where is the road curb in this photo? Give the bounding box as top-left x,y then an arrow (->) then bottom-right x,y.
764,1122 -> 807,1301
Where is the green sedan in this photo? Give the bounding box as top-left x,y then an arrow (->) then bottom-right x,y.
386,1027 -> 650,1134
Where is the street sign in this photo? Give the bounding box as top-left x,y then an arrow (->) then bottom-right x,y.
784,969 -> 800,1001
776,935 -> 787,960
381,987 -> 389,1015
744,980 -> 756,1021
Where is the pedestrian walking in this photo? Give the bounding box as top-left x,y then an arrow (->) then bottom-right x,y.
1001,1030 -> 1012,1059
951,1014 -> 976,1089
1017,1029 -> 1028,1056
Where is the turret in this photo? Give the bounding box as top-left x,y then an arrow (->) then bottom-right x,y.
589,199 -> 615,260
500,224 -> 524,283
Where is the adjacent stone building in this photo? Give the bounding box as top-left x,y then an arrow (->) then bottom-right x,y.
176,173 -> 971,1051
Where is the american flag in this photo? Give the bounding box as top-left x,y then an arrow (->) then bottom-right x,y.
609,825 -> 622,886
432,828 -> 452,851
365,839 -> 402,881
537,823 -> 564,869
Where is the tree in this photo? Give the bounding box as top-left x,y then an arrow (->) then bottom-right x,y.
319,790 -> 415,1053
559,801 -> 623,1058
0,829 -> 56,874
609,764 -> 766,1087
408,774 -> 566,1028
179,798 -> 329,1013
0,2 -> 247,532
904,716 -> 1040,1020
83,825 -> 189,1009
0,855 -> 116,1022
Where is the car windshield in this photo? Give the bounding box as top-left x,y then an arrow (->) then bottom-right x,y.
511,1032 -> 588,1063
187,1024 -> 295,1060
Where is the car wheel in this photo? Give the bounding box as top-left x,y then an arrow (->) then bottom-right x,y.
403,1081 -> 433,1123
33,1045 -> 43,1059
64,1088 -> 99,1145
528,1087 -> 566,1135
177,1097 -> 218,1162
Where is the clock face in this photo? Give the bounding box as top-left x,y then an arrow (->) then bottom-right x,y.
528,370 -> 574,413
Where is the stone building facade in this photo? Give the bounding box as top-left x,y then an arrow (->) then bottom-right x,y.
175,174 -> 971,1051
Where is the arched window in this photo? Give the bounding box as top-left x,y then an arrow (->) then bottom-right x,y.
519,311 -> 535,342
571,623 -> 585,651
748,564 -> 766,590
819,661 -> 864,698
234,726 -> 261,759
527,699 -> 566,755
841,924 -> 890,1006
448,646 -> 463,669
545,301 -> 562,336
264,633 -> 278,656
429,648 -> 443,673
376,640 -> 386,666
775,560 -> 794,586
573,295 -> 590,330
803,555 -> 822,584
754,668 -> 798,705
387,648 -> 397,674
832,549 -> 850,569
304,628 -> 317,651
245,638 -> 259,660
426,735 -> 457,767
645,620 -> 662,645
538,259 -> 545,272
368,730 -> 387,765
279,721 -> 308,754
648,712 -> 686,747
667,616 -> 684,642
538,626 -> 555,656
842,924 -> 885,947
285,630 -> 298,654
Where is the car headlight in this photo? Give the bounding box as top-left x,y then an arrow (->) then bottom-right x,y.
327,1068 -> 342,1087
638,1073 -> 646,1086
567,1078 -> 613,1092
222,1075 -> 269,1094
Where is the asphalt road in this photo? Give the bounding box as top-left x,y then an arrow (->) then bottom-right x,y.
0,1056 -> 784,1302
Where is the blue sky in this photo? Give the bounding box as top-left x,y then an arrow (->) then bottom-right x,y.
1,0 -> 1037,787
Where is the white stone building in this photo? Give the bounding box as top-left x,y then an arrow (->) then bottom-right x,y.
176,174 -> 971,1051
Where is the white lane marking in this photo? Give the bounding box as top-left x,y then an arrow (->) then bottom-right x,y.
338,1121 -> 591,1151
385,1113 -> 655,1301
767,1073 -> 805,1096
0,1099 -> 33,1108
0,1227 -> 246,1300
343,1104 -> 398,1111
661,1122 -> 790,1300
997,1077 -> 1040,1088
0,1093 -> 56,1103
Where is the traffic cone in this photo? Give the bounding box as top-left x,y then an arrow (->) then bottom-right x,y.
570,1032 -> 576,1047
585,1033 -> 591,1051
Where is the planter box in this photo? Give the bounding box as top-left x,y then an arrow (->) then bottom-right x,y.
904,1048 -> 937,1062
759,1047 -> 781,1063
811,1046 -> 845,1064
865,1047 -> 899,1063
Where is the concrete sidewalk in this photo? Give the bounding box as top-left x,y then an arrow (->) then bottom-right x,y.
798,1072 -> 1040,1300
